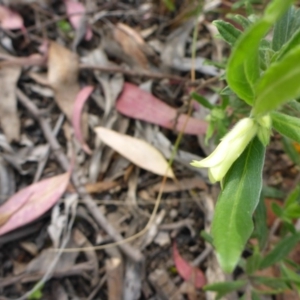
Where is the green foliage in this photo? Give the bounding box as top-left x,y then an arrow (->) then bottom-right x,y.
259,233 -> 300,269
204,280 -> 247,300
213,20 -> 242,46
211,137 -> 265,272
226,0 -> 294,106
271,111 -> 300,144
198,0 -> 300,297
254,46 -> 300,115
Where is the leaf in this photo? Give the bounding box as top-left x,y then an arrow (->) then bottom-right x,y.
259,233 -> 300,269
113,23 -> 149,69
72,86 -> 94,154
47,41 -> 80,122
252,276 -> 289,291
173,242 -> 206,289
227,0 -> 294,105
213,20 -> 242,46
94,127 -> 174,178
254,46 -> 300,115
0,172 -> 70,236
272,6 -> 294,51
191,92 -> 214,110
246,247 -> 262,275
0,64 -> 21,142
0,6 -> 24,30
64,0 -> 92,40
116,83 -> 207,135
253,194 -> 268,249
282,136 -> 300,166
271,112 -> 300,144
211,137 -> 265,273
275,27 -> 300,61
203,280 -> 247,300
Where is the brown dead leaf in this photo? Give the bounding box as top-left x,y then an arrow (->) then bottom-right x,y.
108,23 -> 149,69
0,65 -> 21,142
85,180 -> 119,194
47,42 -> 80,122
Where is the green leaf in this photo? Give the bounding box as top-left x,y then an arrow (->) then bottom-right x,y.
212,137 -> 265,273
271,201 -> 283,218
282,136 -> 300,166
253,194 -> 268,249
228,14 -> 252,30
213,20 -> 242,46
271,112 -> 300,144
252,276 -> 289,292
162,0 -> 175,11
262,185 -> 285,199
259,233 -> 300,269
204,280 -> 247,300
246,247 -> 262,275
254,46 -> 300,115
191,92 -> 214,109
280,263 -> 300,286
227,0 -> 295,105
272,7 -> 294,51
251,291 -> 262,300
285,185 -> 300,208
276,27 -> 300,61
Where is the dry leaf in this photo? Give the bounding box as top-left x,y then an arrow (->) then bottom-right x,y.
114,23 -> 148,68
173,242 -> 206,289
116,83 -> 207,135
72,86 -> 94,154
94,127 -> 174,178
47,41 -> 80,122
0,65 -> 21,142
64,0 -> 92,41
0,172 -> 70,236
0,5 -> 24,30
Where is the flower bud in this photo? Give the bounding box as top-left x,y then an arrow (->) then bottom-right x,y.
191,118 -> 258,183
256,115 -> 272,146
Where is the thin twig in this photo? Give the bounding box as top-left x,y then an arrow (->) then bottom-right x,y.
16,88 -> 143,262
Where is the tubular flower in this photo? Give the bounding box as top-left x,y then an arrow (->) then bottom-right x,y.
191,118 -> 258,183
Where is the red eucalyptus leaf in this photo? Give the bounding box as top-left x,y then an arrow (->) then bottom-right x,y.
116,83 -> 207,135
173,242 -> 206,289
0,172 -> 70,236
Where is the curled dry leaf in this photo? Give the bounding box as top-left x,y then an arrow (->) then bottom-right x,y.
47,41 -> 80,122
116,83 -> 208,135
94,127 -> 174,178
64,0 -> 92,41
72,86 -> 94,154
0,172 -> 70,236
47,41 -> 89,140
0,65 -> 21,142
0,5 -> 24,30
104,23 -> 148,69
173,242 -> 206,289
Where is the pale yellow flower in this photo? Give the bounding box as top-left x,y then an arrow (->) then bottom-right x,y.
191,118 -> 258,183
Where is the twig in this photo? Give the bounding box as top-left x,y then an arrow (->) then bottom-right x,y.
80,63 -> 219,86
16,88 -> 143,262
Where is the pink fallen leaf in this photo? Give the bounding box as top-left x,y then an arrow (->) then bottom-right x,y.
116,83 -> 208,135
0,6 -> 24,30
0,172 -> 70,236
173,242 -> 206,289
64,0 -> 92,41
72,86 -> 94,154
94,127 -> 174,178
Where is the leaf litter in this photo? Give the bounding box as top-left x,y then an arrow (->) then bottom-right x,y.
0,0 -> 292,299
